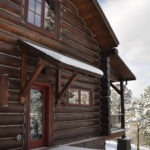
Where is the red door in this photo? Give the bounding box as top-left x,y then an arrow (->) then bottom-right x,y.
28,84 -> 47,149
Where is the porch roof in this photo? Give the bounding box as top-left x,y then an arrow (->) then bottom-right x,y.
110,55 -> 136,81
18,40 -> 103,76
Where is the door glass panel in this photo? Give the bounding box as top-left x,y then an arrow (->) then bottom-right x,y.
30,89 -> 43,141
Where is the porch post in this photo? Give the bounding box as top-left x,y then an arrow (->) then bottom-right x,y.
117,81 -> 131,150
100,48 -> 118,136
120,81 -> 125,132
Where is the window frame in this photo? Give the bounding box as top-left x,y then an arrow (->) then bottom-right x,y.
25,0 -> 59,36
67,88 -> 91,106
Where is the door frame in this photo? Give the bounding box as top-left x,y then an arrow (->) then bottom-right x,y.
26,82 -> 53,149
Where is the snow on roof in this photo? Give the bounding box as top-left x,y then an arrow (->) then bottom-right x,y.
24,41 -> 103,76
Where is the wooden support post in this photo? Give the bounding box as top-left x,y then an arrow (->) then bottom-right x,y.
100,57 -> 111,136
20,50 -> 27,103
137,125 -> 140,150
57,73 -> 77,102
57,68 -> 61,105
100,48 -> 118,136
22,59 -> 45,96
0,75 -> 8,106
120,81 -> 125,135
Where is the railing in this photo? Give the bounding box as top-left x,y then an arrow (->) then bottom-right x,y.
110,114 -> 123,131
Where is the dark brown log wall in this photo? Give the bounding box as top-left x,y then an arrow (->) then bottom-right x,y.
0,0 -> 101,149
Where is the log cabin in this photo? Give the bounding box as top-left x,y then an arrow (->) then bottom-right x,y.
0,0 -> 136,149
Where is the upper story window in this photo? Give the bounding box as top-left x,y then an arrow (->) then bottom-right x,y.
26,0 -> 58,33
67,89 -> 91,106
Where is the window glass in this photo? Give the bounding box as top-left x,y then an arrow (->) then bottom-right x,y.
28,11 -> 35,24
35,1 -> 42,15
35,14 -> 41,27
44,0 -> 56,32
68,89 -> 79,104
30,89 -> 43,140
27,0 -> 57,33
81,91 -> 90,105
29,0 -> 35,11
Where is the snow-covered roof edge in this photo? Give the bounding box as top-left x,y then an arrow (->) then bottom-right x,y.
24,41 -> 103,76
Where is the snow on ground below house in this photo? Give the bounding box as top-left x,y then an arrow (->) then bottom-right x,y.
50,146 -> 99,150
106,141 -> 150,150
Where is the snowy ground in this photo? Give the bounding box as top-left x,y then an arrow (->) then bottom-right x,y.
106,141 -> 150,150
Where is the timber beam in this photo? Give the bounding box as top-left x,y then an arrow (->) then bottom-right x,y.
21,58 -> 46,97
57,73 -> 77,104
57,68 -> 62,105
110,82 -> 121,95
100,48 -> 118,57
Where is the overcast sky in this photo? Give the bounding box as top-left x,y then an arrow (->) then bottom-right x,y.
98,0 -> 150,98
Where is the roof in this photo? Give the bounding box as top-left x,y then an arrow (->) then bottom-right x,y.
70,0 -> 135,81
110,55 -> 136,81
71,0 -> 119,50
18,40 -> 103,76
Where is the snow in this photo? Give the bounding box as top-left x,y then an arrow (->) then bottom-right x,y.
24,41 -> 103,76
106,141 -> 150,150
50,146 -> 99,150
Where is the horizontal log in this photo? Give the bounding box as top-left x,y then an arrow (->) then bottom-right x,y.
54,106 -> 99,113
54,112 -> 100,122
8,91 -> 19,102
53,133 -> 99,145
8,78 -> 20,90
0,126 -> 23,138
0,114 -> 23,125
61,5 -> 85,26
0,41 -> 20,56
61,20 -> 97,46
61,29 -> 99,53
0,30 -> 18,45
54,126 -> 100,140
0,19 -> 97,67
0,0 -> 22,16
61,0 -> 78,15
54,119 -> 100,131
61,10 -> 91,36
0,138 -> 22,149
0,53 -> 20,68
0,65 -> 20,79
61,79 -> 97,90
9,0 -> 23,6
62,69 -> 99,84
0,9 -> 58,42
60,36 -> 99,64
0,103 -> 24,113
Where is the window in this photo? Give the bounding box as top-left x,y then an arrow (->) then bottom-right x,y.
67,89 -> 91,106
26,0 -> 58,33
